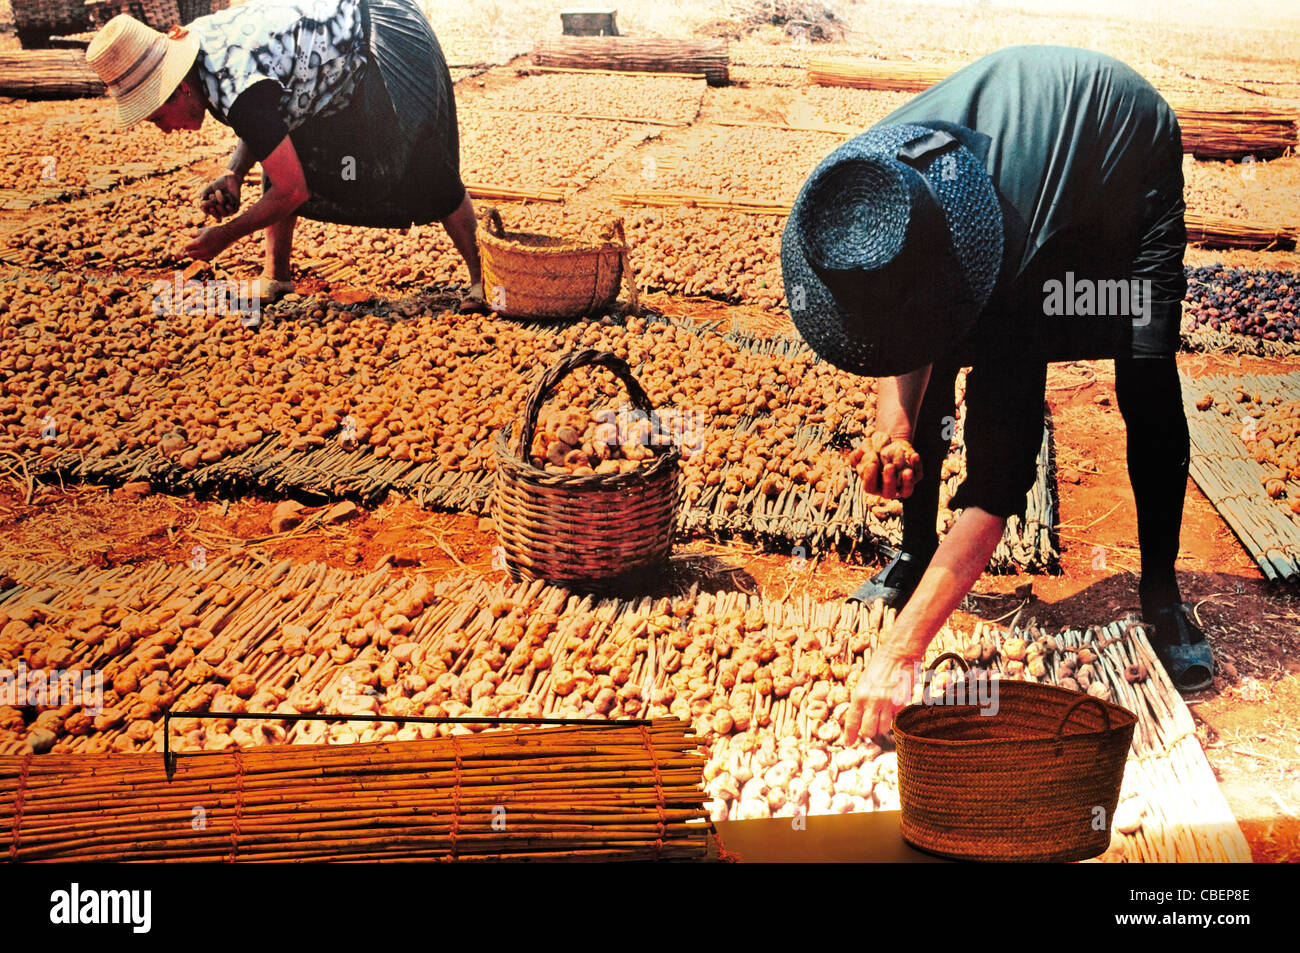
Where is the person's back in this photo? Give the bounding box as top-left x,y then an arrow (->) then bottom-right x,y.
877,45 -> 1186,361
782,46 -> 1210,698
880,46 -> 1181,278
188,0 -> 370,131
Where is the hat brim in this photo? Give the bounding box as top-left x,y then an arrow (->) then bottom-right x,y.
782,212 -> 966,378
114,34 -> 200,128
780,123 -> 1003,378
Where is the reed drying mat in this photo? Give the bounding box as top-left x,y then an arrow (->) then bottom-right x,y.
1,720 -> 714,861
1182,325 -> 1300,359
0,281 -> 1058,572
1182,371 -> 1300,581
0,555 -> 1246,860
0,96 -> 234,211
0,145 -> 230,212
457,112 -> 664,197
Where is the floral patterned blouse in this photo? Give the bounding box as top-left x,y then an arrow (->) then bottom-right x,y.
190,0 -> 369,133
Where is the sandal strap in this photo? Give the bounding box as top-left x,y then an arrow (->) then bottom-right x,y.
1148,602 -> 1206,647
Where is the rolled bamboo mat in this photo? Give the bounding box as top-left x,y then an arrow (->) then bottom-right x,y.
532,37 -> 729,87
807,57 -> 1298,161
1185,211 -> 1295,251
0,720 -> 714,862
1167,98 -> 1300,161
1181,370 -> 1300,581
523,65 -> 711,82
0,49 -> 105,99
0,558 -> 1246,859
466,183 -> 567,204
807,57 -> 951,93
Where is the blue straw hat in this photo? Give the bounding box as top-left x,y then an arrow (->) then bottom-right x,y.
781,121 -> 1004,377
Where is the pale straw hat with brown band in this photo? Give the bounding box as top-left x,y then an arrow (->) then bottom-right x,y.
86,15 -> 201,128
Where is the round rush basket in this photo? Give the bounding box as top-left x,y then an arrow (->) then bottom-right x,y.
894,654 -> 1137,862
478,207 -> 638,320
493,349 -> 680,590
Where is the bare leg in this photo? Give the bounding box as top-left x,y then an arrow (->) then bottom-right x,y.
264,214 -> 296,283
439,191 -> 482,288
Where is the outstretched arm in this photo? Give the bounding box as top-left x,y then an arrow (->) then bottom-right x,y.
185,136 -> 308,260
876,364 -> 932,441
842,504 -> 1006,743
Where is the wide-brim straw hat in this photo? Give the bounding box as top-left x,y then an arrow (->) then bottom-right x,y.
781,121 -> 1005,377
86,14 -> 200,128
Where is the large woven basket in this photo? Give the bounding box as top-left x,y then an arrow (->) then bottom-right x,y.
179,0 -> 230,23
478,207 -> 637,320
894,654 -> 1137,862
81,0 -> 183,30
493,349 -> 680,591
12,0 -> 88,33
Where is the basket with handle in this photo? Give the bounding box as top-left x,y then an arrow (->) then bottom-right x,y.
493,348 -> 680,591
893,653 -> 1137,862
478,207 -> 638,320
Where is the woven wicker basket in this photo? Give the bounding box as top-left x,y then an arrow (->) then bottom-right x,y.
81,0 -> 185,30
894,653 -> 1137,862
493,349 -> 680,591
178,0 -> 229,23
12,0 -> 88,33
478,207 -> 638,320
139,0 -> 180,27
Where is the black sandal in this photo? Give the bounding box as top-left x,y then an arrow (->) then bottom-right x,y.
1146,603 -> 1215,692
847,547 -> 932,608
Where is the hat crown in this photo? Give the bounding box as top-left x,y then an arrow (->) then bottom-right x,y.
781,121 -> 1005,377
87,15 -> 164,86
799,157 -> 912,274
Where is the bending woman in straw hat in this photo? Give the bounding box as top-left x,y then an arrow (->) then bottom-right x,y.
781,46 -> 1211,741
87,0 -> 486,310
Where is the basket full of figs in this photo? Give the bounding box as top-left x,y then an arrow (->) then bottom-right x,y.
493,348 -> 681,591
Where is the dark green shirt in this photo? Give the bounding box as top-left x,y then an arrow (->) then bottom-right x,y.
874,46 -> 1187,518
878,45 -> 1186,362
